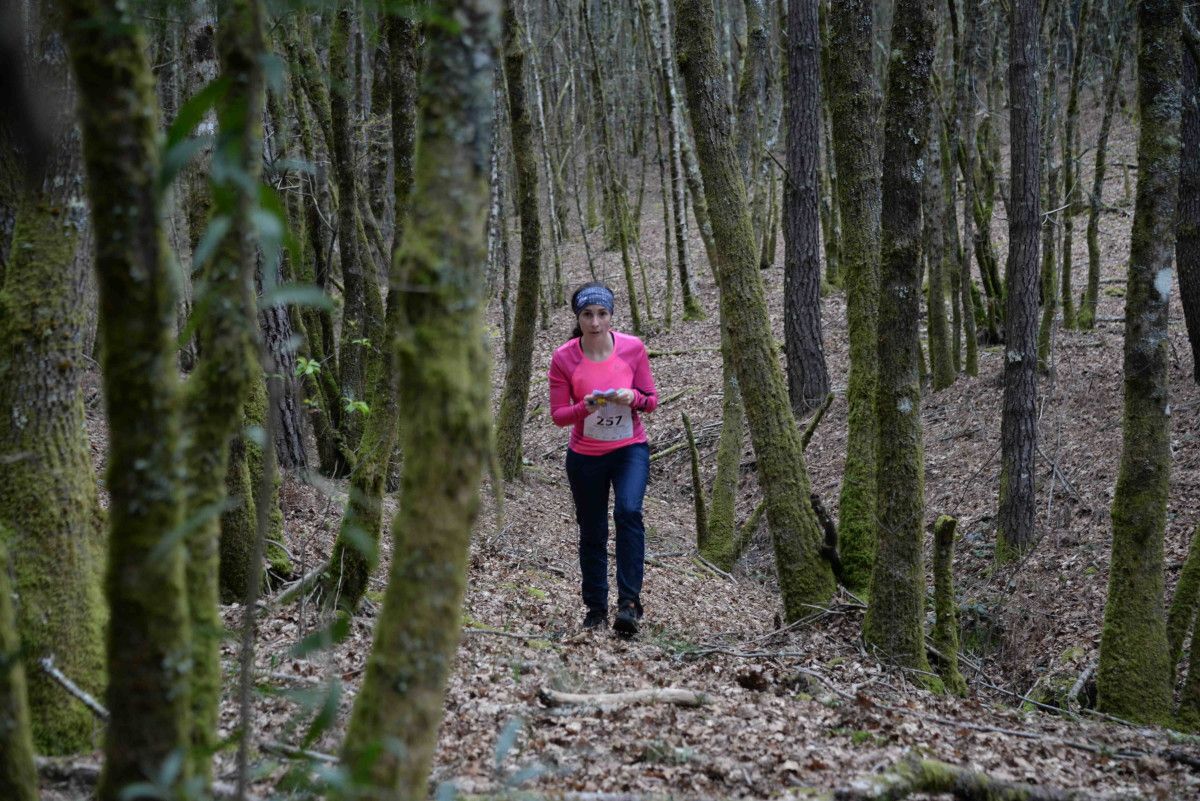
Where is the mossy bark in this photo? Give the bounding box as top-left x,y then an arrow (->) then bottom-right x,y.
178,0 -> 266,780
931,516 -> 967,695
1096,0 -> 1183,725
495,0 -> 542,481
997,0 -> 1041,561
862,0 -> 935,678
0,6 -> 106,751
682,413 -> 710,547
1036,159 -> 1060,374
339,3 -> 497,798
0,540 -> 38,801
1179,31 -> 1200,379
324,12 -> 419,614
700,324 -> 746,571
59,0 -> 192,793
827,0 -> 881,593
1080,25 -> 1128,331
674,0 -> 835,618
940,110 -> 976,375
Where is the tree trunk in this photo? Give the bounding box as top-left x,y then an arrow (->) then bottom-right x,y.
783,0 -> 831,416
495,0 -> 542,481
827,0 -> 881,593
924,127 -> 955,391
674,0 -> 836,618
0,0 -> 105,755
862,0 -> 935,676
1179,26 -> 1200,380
339,4 -> 496,797
1097,0 -> 1183,726
931,516 -> 967,695
59,0 -> 192,793
0,541 -> 37,801
1080,18 -> 1129,330
324,12 -> 419,615
997,0 -> 1041,561
1059,0 -> 1091,330
180,0 -> 266,782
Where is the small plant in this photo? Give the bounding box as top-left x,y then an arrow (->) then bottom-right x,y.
343,398 -> 370,416
294,356 -> 321,377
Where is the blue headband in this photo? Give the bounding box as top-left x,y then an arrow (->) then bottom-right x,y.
573,286 -> 614,315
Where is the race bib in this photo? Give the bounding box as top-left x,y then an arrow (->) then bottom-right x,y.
583,402 -> 633,441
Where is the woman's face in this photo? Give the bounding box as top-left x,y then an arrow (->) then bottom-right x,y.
577,304 -> 612,337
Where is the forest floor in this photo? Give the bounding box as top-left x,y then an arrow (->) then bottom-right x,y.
48,103 -> 1200,799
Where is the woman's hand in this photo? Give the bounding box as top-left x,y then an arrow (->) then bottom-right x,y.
583,393 -> 599,410
613,388 -> 635,406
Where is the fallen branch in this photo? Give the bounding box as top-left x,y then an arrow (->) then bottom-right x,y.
260,739 -> 339,764
267,559 -> 330,608
694,554 -> 735,582
658,387 -> 690,406
647,346 -> 721,357
538,687 -> 706,708
1067,661 -> 1096,713
835,753 -> 1093,800
463,626 -> 557,643
801,393 -> 834,450
40,656 -> 108,721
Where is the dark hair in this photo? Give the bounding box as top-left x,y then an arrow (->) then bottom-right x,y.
569,281 -> 614,338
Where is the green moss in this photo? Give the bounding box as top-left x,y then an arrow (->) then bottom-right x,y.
0,539 -> 38,801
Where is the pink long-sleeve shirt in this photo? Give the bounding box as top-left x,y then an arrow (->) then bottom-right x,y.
548,331 -> 658,456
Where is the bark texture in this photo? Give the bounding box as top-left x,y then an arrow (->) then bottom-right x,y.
932,516 -> 967,695
58,0 -> 192,793
997,0 -> 1041,560
783,0 -> 830,416
1097,0 -> 1183,725
1180,29 -> 1200,379
827,0 -> 881,592
862,0 -> 936,678
0,540 -> 38,801
0,0 -> 105,754
674,0 -> 835,617
495,0 -> 542,480
339,3 -> 498,798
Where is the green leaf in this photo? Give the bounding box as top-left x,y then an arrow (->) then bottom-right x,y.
192,216 -> 233,272
262,283 -> 334,311
167,77 -> 229,148
301,678 -> 342,748
289,614 -> 351,659
160,135 -> 212,190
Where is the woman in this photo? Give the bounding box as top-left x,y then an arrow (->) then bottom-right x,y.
548,282 -> 658,634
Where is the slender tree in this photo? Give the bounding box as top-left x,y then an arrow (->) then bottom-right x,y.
339,2 -> 498,797
674,0 -> 836,617
783,0 -> 830,416
59,0 -> 192,793
0,0 -> 105,754
996,0 -> 1041,560
862,0 -> 936,675
1097,0 -> 1184,725
924,126 -> 955,391
324,12 -> 420,613
495,0 -> 542,480
1059,0 -> 1091,329
827,0 -> 881,592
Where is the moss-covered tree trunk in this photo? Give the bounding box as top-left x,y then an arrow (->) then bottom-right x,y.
0,541 -> 37,801
324,12 -> 419,614
0,0 -> 105,755
674,0 -> 835,618
339,3 -> 497,797
59,0 -> 192,793
1096,0 -> 1183,725
176,0 -> 266,781
782,0 -> 830,417
1080,20 -> 1129,331
1167,524 -> 1200,671
997,0 -> 1041,561
862,0 -> 935,677
827,0 -> 881,593
495,0 -> 542,480
931,516 -> 967,695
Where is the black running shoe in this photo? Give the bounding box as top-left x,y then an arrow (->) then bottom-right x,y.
583,608 -> 608,630
613,600 -> 640,636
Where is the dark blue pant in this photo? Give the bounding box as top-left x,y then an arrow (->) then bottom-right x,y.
566,442 -> 649,614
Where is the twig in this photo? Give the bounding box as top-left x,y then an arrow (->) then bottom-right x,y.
647,346 -> 721,357
40,656 -> 109,720
1067,661 -> 1096,713
538,687 -> 706,708
463,626 -> 557,642
36,758 -> 249,799
266,559 -> 330,608
259,739 -> 339,764
694,554 -> 736,582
